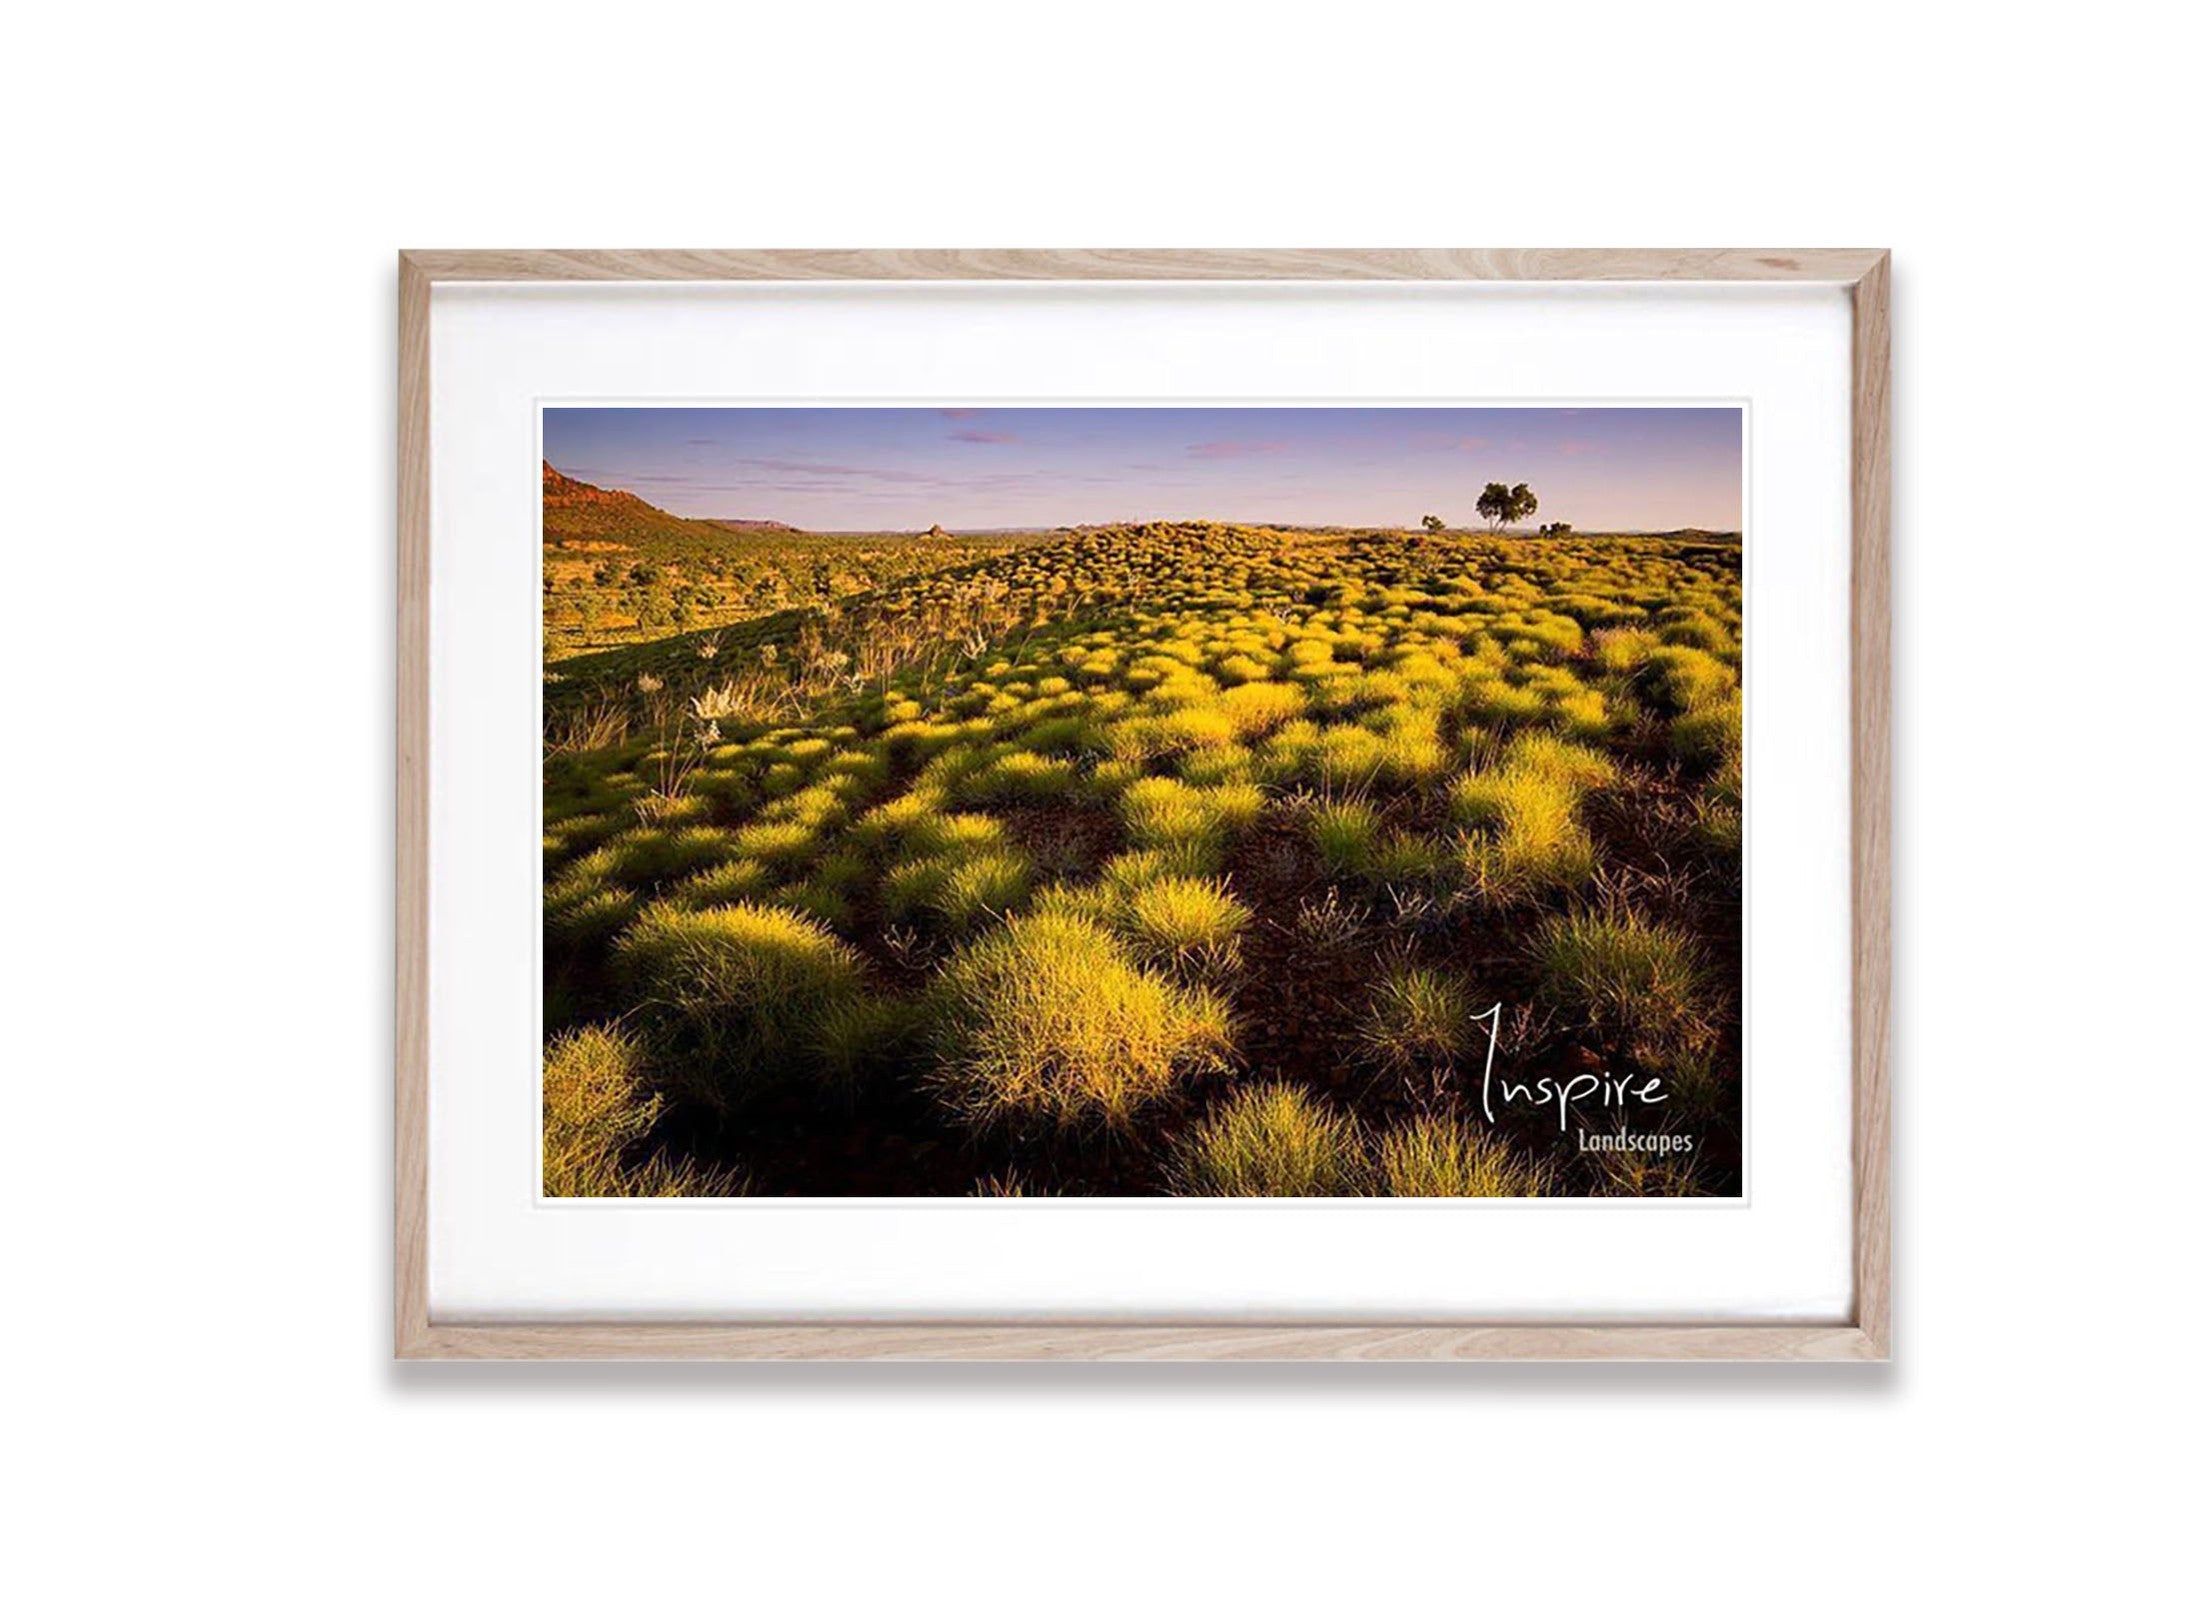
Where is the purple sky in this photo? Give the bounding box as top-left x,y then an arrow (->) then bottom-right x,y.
543,406 -> 1742,531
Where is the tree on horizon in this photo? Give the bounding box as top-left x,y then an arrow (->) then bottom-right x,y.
1477,482 -> 1538,533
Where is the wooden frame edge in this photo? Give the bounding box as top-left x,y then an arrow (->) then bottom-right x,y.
398,246 -> 1884,285
396,254 -> 433,1358
403,1322 -> 1879,1362
1849,252 -> 1893,1360
395,248 -> 1891,1361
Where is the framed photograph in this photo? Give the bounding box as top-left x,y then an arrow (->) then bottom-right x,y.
397,249 -> 1889,1359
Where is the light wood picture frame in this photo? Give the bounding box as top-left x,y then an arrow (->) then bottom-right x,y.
397,248 -> 1890,1360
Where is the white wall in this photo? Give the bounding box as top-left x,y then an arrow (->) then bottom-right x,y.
9,3 -> 2186,1592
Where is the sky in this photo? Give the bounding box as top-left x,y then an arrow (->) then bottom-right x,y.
543,406 -> 1742,532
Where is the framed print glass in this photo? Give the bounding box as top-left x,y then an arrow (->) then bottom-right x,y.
397,249 -> 1890,1359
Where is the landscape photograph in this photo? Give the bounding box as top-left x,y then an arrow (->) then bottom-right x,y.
541,406 -> 1744,1199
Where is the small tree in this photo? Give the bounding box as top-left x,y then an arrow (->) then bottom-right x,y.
1477,482 -> 1537,533
1476,483 -> 1510,531
1421,513 -> 1446,532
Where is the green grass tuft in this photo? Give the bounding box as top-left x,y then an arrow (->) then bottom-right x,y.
1109,875 -> 1251,974
1357,966 -> 1479,1074
542,1025 -> 747,1197
612,902 -> 865,1103
1169,1082 -> 1365,1197
1303,796 -> 1382,877
1532,906 -> 1711,1055
1371,1116 -> 1548,1197
926,911 -> 1230,1130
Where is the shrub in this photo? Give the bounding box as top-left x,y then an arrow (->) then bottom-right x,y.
543,1024 -> 655,1194
1656,612 -> 1734,654
601,826 -> 737,887
1449,732 -> 1612,901
1374,706 -> 1449,781
809,994 -> 921,1088
1215,679 -> 1306,738
669,857 -> 772,910
1504,729 -> 1617,790
1372,831 -> 1455,889
960,749 -> 1079,802
775,878 -> 856,933
545,884 -> 641,948
1120,776 -> 1259,874
1213,653 -> 1273,685
1099,849 -> 1179,896
1591,627 -> 1658,672
1695,796 -> 1742,861
898,810 -> 1010,860
933,850 -> 1033,927
612,902 -> 865,1101
1371,1116 -> 1548,1198
542,1025 -> 746,1197
926,911 -> 1230,1130
847,789 -> 941,850
729,817 -> 822,869
1357,966 -> 1478,1073
1639,646 -> 1736,713
1304,797 -> 1382,877
1589,1145 -> 1710,1198
1310,724 -> 1388,786
1178,744 -> 1255,787
1254,718 -> 1324,782
545,852 -> 642,946
1104,707 -> 1231,760
544,810 -> 626,864
1549,690 -> 1613,742
1454,675 -> 1546,727
1170,1082 -> 1365,1197
1293,885 -> 1372,953
1669,695 -> 1741,770
1016,713 -> 1104,756
1532,907 -> 1711,1055
1111,875 -> 1251,973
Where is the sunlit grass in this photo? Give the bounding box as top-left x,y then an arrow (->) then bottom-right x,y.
1303,796 -> 1381,877
546,521 -> 1742,1197
1169,1082 -> 1365,1197
612,902 -> 865,1103
926,911 -> 1231,1130
1371,1116 -> 1549,1198
1532,906 -> 1711,1055
1356,966 -> 1478,1075
543,1025 -> 747,1197
1109,874 -> 1251,974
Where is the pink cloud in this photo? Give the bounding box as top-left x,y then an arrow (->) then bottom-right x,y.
1454,435 -> 1492,451
1557,439 -> 1602,457
939,408 -> 983,420
950,429 -> 1022,445
1185,440 -> 1286,461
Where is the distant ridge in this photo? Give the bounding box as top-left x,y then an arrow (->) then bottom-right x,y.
696,517 -> 804,536
542,463 -> 803,547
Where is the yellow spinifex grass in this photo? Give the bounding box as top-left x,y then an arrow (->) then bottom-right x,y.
1531,904 -> 1710,1055
927,911 -> 1231,1130
612,901 -> 864,1098
542,1025 -> 746,1198
1170,1082 -> 1366,1197
1373,1116 -> 1550,1198
1303,796 -> 1382,877
1451,730 -> 1618,901
1111,874 -> 1251,973
1357,966 -> 1477,1073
